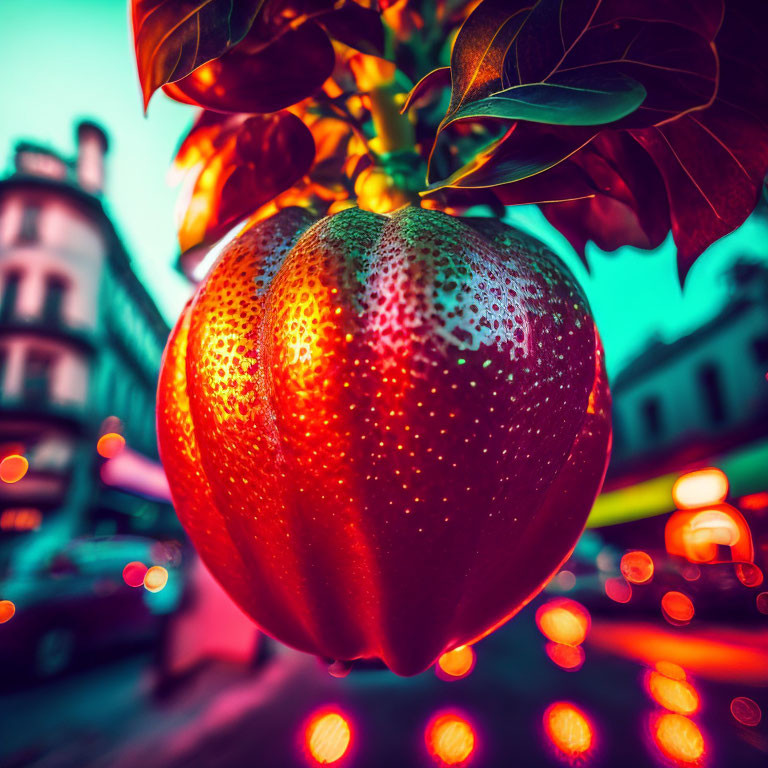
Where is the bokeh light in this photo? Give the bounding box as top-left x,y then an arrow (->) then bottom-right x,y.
305,710 -> 352,765
0,599 -> 15,623
605,576 -> 632,603
620,551 -> 654,584
535,599 -> 590,646
0,508 -> 42,531
681,564 -> 701,581
651,713 -> 704,765
672,468 -> 728,509
97,432 -> 126,458
425,712 -> 476,766
545,642 -> 585,671
590,621 -> 768,683
552,570 -> 576,591
0,454 -> 28,484
735,563 -> 763,588
437,645 -> 475,680
740,491 -> 768,511
544,702 -> 594,761
661,591 -> 695,625
655,661 -> 687,682
123,561 -> 148,588
756,592 -> 768,614
596,548 -> 615,572
143,565 -> 168,593
646,671 -> 700,715
730,697 -> 761,727
665,505 -> 753,565
688,509 -> 741,546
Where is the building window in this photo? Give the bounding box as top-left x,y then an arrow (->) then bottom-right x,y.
753,335 -> 768,367
641,396 -> 662,439
43,275 -> 67,324
0,270 -> 21,321
17,205 -> 41,244
23,351 -> 54,402
699,362 -> 726,423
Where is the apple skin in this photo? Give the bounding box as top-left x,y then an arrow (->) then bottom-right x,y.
157,205 -> 611,676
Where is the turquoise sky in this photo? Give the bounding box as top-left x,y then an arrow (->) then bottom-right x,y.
1,0 -> 766,378
0,0 -> 193,323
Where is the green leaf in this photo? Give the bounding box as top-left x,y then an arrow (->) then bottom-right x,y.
425,123 -> 597,192
427,0 -> 720,188
444,71 -> 646,128
132,0 -> 266,110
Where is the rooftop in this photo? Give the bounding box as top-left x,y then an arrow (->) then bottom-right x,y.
0,121 -> 169,343
613,260 -> 768,391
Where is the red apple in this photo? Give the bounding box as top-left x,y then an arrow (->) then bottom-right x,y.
157,205 -> 611,675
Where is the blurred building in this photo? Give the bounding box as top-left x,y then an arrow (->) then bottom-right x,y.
0,121 -> 177,572
608,259 -> 768,485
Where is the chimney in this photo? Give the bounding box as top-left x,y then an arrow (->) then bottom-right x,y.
76,120 -> 109,194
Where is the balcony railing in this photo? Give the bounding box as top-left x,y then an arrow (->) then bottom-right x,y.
0,395 -> 90,432
0,316 -> 96,356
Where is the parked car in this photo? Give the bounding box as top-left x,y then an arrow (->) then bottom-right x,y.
0,535 -> 183,682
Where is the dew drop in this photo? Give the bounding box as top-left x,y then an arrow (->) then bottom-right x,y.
328,659 -> 353,678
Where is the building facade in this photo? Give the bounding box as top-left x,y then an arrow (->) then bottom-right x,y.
0,122 -> 176,572
608,260 -> 768,484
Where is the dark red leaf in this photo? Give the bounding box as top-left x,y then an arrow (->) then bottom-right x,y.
402,66 -> 451,112
136,0 -> 383,114
131,0 -> 265,109
174,111 -> 315,251
538,132 -> 670,259
443,126 -> 670,261
427,0 -> 768,277
444,0 -> 533,118
318,3 -> 385,56
537,0 -> 768,276
256,0 -> 385,55
503,0 -> 721,93
592,0 -> 724,40
524,19 -> 717,127
163,22 -> 335,114
174,109 -> 230,164
629,0 -> 768,279
429,0 -> 720,187
632,107 -> 768,280
493,161 -> 596,206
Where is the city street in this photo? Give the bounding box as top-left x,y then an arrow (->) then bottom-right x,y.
3,605 -> 767,768
3,2 -> 768,767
